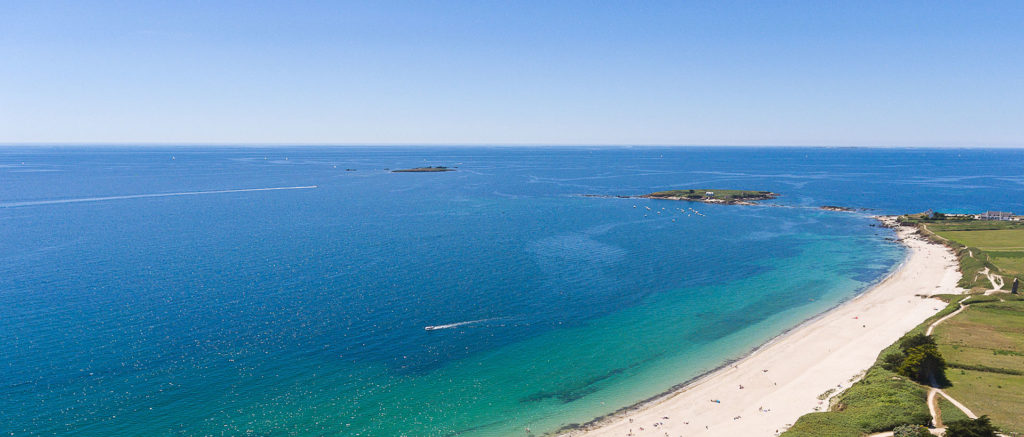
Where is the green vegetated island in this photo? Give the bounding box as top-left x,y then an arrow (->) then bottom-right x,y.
391,166 -> 455,173
641,189 -> 779,205
783,212 -> 1024,437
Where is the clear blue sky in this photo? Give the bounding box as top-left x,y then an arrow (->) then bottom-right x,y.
2,1 -> 1022,146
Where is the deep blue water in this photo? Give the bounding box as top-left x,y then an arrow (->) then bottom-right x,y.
1,147 -> 1022,435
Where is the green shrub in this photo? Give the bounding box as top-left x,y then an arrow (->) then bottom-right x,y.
899,334 -> 936,351
879,334 -> 948,385
945,415 -> 997,437
882,352 -> 905,372
898,344 -> 947,385
893,423 -> 932,437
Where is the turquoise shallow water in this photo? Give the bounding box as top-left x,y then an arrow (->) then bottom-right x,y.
1,147 -> 1022,435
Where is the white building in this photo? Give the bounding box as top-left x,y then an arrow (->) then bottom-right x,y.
980,211 -> 1013,221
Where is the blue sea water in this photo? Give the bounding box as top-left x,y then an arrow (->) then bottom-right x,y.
1,146 -> 1023,436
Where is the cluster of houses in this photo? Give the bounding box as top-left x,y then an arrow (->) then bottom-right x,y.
923,210 -> 1021,221
979,211 -> 1017,221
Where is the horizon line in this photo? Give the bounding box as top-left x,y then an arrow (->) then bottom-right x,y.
2,142 -> 1023,149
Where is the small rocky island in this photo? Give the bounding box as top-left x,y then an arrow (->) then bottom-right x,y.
641,189 -> 778,205
391,166 -> 455,173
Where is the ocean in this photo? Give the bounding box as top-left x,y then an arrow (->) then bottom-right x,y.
2,146 -> 1022,436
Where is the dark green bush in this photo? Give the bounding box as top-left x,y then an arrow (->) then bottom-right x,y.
899,334 -> 936,351
898,344 -> 947,385
945,415 -> 997,437
893,423 -> 932,437
882,352 -> 905,372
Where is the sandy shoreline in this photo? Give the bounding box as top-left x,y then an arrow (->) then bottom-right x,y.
559,217 -> 965,437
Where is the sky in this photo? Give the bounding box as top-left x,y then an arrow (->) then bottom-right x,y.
1,1 -> 1023,147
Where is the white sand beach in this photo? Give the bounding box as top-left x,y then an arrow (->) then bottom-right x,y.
563,217 -> 965,437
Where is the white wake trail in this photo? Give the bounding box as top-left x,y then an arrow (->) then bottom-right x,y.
424,317 -> 504,331
0,186 -> 318,208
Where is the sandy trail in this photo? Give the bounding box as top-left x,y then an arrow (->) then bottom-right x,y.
980,267 -> 1006,294
564,218 -> 965,437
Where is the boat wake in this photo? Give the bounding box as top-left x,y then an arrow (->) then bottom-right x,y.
0,186 -> 318,208
424,317 -> 504,331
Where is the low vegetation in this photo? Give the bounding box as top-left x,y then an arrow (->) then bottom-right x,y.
893,424 -> 932,437
937,397 -> 970,424
780,367 -> 930,437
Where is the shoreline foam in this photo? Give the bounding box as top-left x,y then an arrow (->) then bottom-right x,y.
558,216 -> 965,437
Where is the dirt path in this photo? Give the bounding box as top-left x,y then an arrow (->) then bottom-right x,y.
926,297 -> 969,336
868,296 -> 978,437
928,389 -> 943,428
922,296 -> 978,428
980,267 -> 1006,294
989,270 -> 1004,290
935,389 -> 978,419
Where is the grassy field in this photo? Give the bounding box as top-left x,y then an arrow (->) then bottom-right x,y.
933,299 -> 1024,434
939,228 -> 1024,278
940,229 -> 1024,250
905,218 -> 1024,290
937,396 -> 970,424
944,369 -> 1024,434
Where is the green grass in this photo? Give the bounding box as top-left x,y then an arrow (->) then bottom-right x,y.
911,219 -> 1024,290
644,189 -> 776,201
937,396 -> 970,424
920,221 -> 1024,233
944,369 -> 1024,434
939,229 -> 1024,250
989,253 -> 1024,277
933,300 -> 1024,433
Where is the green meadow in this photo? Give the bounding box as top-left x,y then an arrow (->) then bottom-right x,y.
905,218 -> 1024,291
937,397 -> 970,424
934,298 -> 1024,434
